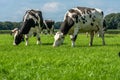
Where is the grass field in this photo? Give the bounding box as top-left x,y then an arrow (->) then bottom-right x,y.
0,33 -> 120,80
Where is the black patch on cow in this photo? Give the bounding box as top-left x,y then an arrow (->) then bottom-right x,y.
101,11 -> 104,16
20,19 -> 35,34
83,21 -> 85,24
89,14 -> 92,18
71,35 -> 78,41
81,17 -> 85,21
69,9 -> 75,13
96,25 -> 99,31
15,34 -> 24,45
92,18 -> 95,22
43,20 -> 55,29
37,11 -> 44,27
33,32 -> 37,37
69,9 -> 81,16
60,16 -> 74,35
26,9 -> 44,28
103,20 -> 107,31
72,14 -> 79,23
29,11 -> 38,20
87,10 -> 92,14
118,52 -> 120,57
93,16 -> 96,18
77,7 -> 95,14
68,9 -> 80,23
91,23 -> 94,26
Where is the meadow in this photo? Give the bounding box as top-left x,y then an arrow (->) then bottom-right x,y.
0,33 -> 120,80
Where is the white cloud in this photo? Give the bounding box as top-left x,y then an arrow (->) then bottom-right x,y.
41,2 -> 60,12
105,8 -> 120,15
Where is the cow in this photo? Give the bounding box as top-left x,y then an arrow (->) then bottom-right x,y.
42,20 -> 55,34
53,7 -> 106,47
12,9 -> 43,46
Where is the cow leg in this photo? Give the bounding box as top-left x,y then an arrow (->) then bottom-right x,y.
36,34 -> 41,45
50,25 -> 54,34
89,31 -> 94,46
99,31 -> 105,45
70,35 -> 78,47
25,35 -> 29,46
70,25 -> 79,47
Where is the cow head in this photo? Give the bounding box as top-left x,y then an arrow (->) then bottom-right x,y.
14,33 -> 23,45
12,28 -> 24,45
53,32 -> 64,47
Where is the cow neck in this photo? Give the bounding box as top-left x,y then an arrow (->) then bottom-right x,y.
18,30 -> 24,37
60,17 -> 74,35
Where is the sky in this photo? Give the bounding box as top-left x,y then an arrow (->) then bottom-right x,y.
0,0 -> 120,22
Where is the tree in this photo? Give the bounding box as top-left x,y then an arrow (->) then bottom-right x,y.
0,21 -> 21,30
54,21 -> 63,29
105,13 -> 120,29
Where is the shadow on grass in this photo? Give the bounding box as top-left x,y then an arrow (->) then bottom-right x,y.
74,43 -> 120,48
105,35 -> 117,38
105,44 -> 120,47
22,42 -> 120,48
42,43 -> 53,45
42,42 -> 68,47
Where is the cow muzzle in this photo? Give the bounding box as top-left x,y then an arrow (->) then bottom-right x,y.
13,43 -> 17,46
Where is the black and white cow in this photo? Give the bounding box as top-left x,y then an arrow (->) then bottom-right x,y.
53,7 -> 106,47
42,20 -> 55,34
12,9 -> 43,45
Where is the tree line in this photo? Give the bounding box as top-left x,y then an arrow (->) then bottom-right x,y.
0,21 -> 22,30
0,13 -> 120,30
105,13 -> 120,29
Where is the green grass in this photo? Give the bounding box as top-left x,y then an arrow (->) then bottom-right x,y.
0,34 -> 120,80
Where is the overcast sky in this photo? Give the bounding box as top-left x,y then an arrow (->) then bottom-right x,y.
0,0 -> 120,22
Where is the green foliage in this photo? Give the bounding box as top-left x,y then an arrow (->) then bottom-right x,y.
54,21 -> 62,29
105,13 -> 120,29
106,30 -> 120,34
0,34 -> 120,80
0,21 -> 22,30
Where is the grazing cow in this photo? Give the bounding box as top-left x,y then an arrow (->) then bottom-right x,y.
12,9 -> 43,45
11,28 -> 25,41
42,20 -> 55,34
53,7 -> 106,47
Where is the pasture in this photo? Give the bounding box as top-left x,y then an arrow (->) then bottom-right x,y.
0,33 -> 120,80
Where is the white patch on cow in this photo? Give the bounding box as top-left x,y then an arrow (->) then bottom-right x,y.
63,11 -> 69,21
13,30 -> 19,45
53,32 -> 64,47
95,8 -> 102,13
73,8 -> 83,15
23,12 -> 29,22
68,12 -> 75,21
24,35 -> 28,46
70,35 -> 75,47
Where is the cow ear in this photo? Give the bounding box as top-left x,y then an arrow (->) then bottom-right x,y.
11,28 -> 19,33
11,29 -> 17,33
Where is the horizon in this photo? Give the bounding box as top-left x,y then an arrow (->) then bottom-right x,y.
0,0 -> 120,22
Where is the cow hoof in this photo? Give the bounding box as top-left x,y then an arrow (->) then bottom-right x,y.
53,45 -> 56,47
13,43 -> 17,46
25,43 -> 28,46
89,43 -> 92,46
